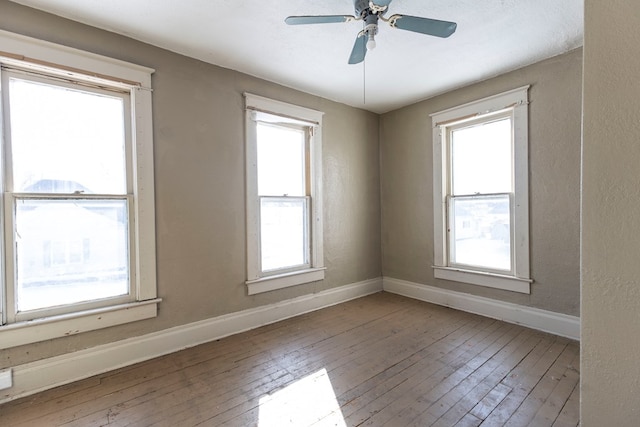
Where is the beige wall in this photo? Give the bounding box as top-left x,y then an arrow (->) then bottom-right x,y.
380,49 -> 582,316
582,1 -> 640,424
0,1 -> 381,367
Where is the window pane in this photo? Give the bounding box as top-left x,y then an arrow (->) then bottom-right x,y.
449,195 -> 511,271
260,197 -> 308,272
9,77 -> 127,194
452,118 -> 512,195
257,123 -> 305,196
15,199 -> 129,312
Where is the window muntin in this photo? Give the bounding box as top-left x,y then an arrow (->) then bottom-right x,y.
431,86 -> 530,294
245,93 -> 324,295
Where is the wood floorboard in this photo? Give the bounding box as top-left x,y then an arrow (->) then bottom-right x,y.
341,317 -> 498,426
74,300 -> 412,426
551,380 -> 580,427
71,295 -> 422,427
382,328 -> 539,426
174,303 -> 484,426
378,325 -> 524,425
171,300 -> 456,426
0,292 -> 580,426
503,343 -> 578,426
531,350 -> 580,423
419,330 -> 534,426
478,334 -> 565,426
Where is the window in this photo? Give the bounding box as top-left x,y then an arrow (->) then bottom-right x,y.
431,86 -> 531,293
0,30 -> 158,348
245,93 -> 324,295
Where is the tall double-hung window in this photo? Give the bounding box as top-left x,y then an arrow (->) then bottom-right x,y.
245,94 -> 324,295
431,87 -> 531,293
0,30 -> 157,349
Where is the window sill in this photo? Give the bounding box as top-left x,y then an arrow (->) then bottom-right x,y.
0,298 -> 161,349
246,267 -> 326,295
433,266 -> 531,294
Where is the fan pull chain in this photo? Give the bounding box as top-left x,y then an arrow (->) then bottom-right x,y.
362,19 -> 366,105
363,56 -> 366,105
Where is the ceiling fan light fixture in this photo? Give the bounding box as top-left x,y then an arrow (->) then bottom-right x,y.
366,31 -> 376,50
365,23 -> 378,51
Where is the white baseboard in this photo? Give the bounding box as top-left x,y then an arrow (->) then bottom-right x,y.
383,277 -> 580,341
1,278 -> 382,404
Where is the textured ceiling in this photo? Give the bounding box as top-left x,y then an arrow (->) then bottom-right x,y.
9,0 -> 583,113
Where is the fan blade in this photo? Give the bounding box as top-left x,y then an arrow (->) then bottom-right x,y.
388,14 -> 457,38
348,33 -> 367,64
285,15 -> 355,25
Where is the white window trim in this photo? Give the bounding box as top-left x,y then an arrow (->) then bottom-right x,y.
431,86 -> 531,294
244,93 -> 325,295
0,30 -> 159,349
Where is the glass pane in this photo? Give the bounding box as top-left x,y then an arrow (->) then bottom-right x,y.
9,77 -> 127,194
260,197 -> 308,272
257,122 -> 306,196
449,195 -> 511,271
452,117 -> 512,195
15,199 -> 129,312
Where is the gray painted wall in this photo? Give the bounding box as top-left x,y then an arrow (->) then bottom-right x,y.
582,1 -> 640,424
0,1 -> 381,367
380,48 -> 582,316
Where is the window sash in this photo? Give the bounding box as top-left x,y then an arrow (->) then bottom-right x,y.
448,113 -> 514,197
2,70 -> 133,195
5,194 -> 136,322
259,195 -> 311,275
446,193 -> 514,275
256,121 -> 308,198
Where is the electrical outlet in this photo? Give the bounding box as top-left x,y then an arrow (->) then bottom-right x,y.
0,369 -> 12,390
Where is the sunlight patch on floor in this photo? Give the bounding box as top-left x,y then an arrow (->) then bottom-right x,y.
258,368 -> 346,426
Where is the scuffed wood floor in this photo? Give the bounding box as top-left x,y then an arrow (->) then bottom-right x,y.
0,292 -> 580,426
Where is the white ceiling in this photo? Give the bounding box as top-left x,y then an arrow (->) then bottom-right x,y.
10,0 -> 583,113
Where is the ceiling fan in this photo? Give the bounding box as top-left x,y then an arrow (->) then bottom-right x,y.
285,0 -> 457,64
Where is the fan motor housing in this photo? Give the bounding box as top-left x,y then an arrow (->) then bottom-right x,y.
353,0 -> 371,17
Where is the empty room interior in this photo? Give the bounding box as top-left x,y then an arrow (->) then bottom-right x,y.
0,0 -> 637,426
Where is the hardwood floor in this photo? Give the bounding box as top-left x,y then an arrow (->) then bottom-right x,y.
0,292 -> 580,426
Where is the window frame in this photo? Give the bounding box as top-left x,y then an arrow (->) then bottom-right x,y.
431,86 -> 531,294
244,93 -> 325,295
0,29 -> 158,349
